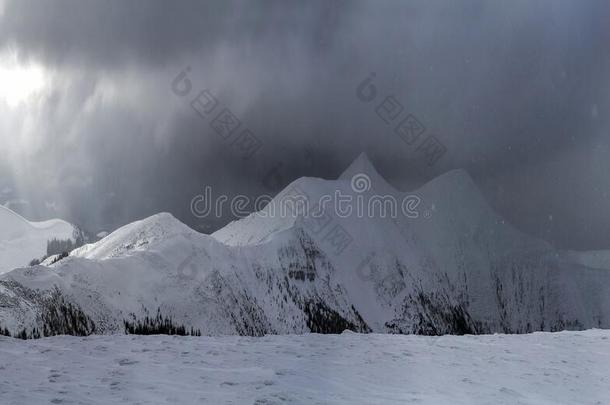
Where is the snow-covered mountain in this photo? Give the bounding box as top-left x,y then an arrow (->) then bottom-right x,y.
0,205 -> 78,275
1,154 -> 609,337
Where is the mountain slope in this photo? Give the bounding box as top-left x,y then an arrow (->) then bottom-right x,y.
0,205 -> 77,275
1,154 -> 609,337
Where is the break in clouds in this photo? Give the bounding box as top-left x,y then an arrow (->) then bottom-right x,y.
0,0 -> 609,249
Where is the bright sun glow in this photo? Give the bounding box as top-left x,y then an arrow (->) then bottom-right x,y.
0,52 -> 46,108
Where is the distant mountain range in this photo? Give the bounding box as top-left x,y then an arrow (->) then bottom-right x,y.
1,154 -> 609,337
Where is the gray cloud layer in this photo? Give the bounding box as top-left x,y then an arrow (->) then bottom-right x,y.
0,0 -> 609,248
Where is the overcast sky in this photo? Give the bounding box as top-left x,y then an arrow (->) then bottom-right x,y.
0,0 -> 609,249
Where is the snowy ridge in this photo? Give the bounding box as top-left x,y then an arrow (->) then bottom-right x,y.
72,212 -> 198,261
562,250 -> 610,271
1,154 -> 610,337
0,205 -> 77,275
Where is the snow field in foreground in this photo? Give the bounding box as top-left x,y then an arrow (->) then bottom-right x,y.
0,330 -> 608,405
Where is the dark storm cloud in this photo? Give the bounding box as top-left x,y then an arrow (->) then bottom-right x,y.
1,0 -> 609,248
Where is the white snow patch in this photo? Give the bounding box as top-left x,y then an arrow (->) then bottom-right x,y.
0,330 -> 608,404
0,205 -> 75,274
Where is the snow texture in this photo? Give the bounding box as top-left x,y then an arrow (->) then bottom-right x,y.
0,330 -> 608,404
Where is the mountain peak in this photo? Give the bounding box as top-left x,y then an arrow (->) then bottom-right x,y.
339,153 -> 395,193
339,153 -> 377,178
72,212 -> 194,260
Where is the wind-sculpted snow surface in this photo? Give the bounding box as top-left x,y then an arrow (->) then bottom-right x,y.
0,330 -> 609,404
0,154 -> 609,337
